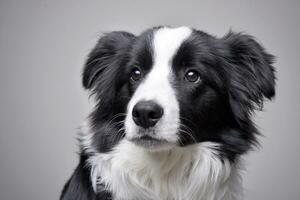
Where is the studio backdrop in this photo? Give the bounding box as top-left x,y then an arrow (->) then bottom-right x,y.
0,0 -> 299,200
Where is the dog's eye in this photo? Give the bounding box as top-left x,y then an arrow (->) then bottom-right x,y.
130,68 -> 143,82
185,70 -> 201,83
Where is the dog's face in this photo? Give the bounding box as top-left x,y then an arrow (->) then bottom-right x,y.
83,26 -> 275,159
124,27 -> 228,150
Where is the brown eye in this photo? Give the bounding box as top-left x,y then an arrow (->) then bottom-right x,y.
130,68 -> 143,82
185,70 -> 200,83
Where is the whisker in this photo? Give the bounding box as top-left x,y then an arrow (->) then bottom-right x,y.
179,116 -> 198,131
103,113 -> 126,133
178,123 -> 197,143
106,125 -> 125,146
177,136 -> 185,146
179,129 -> 197,143
180,123 -> 194,134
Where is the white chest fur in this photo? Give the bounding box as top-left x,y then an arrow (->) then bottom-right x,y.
87,140 -> 243,200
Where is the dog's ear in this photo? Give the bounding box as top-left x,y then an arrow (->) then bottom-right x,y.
82,31 -> 135,90
221,31 -> 276,127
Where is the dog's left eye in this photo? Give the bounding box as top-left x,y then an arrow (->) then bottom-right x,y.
130,68 -> 143,82
185,70 -> 201,83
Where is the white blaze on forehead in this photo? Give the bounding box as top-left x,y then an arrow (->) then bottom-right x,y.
133,26 -> 192,102
153,26 -> 192,65
125,27 -> 192,142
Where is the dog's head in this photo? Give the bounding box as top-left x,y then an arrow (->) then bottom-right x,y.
83,26 -> 275,160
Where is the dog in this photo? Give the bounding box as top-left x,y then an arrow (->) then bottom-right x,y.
60,26 -> 276,200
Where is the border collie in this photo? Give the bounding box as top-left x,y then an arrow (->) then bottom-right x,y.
60,26 -> 276,200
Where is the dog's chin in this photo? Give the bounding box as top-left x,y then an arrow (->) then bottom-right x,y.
128,135 -> 175,152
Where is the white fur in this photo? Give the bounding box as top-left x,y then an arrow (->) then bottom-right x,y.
125,27 -> 192,145
78,123 -> 243,200
86,139 -> 242,200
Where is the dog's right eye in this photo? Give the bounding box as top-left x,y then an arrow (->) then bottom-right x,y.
185,70 -> 201,83
130,68 -> 143,82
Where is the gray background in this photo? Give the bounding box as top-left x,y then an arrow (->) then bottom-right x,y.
0,0 -> 299,199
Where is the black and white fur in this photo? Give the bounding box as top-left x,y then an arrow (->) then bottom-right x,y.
60,26 -> 276,200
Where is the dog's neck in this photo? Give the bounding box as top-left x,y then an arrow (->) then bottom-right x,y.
87,140 -> 243,200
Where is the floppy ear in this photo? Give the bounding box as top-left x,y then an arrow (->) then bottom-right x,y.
82,31 -> 135,90
221,31 -> 276,127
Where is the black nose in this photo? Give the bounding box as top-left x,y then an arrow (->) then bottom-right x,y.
132,101 -> 163,129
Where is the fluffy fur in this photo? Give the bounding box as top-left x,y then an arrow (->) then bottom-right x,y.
60,26 -> 276,200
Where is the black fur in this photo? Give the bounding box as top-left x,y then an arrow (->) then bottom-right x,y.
60,155 -> 112,200
61,26 -> 276,199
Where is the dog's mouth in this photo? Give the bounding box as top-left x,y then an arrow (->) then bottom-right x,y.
129,135 -> 170,149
